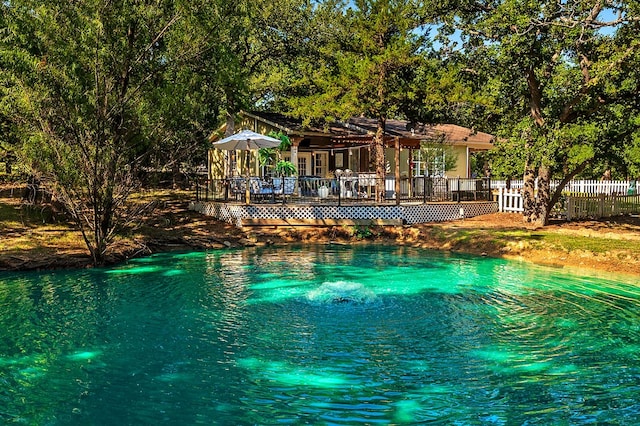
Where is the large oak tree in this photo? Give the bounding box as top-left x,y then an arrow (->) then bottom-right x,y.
442,0 -> 640,224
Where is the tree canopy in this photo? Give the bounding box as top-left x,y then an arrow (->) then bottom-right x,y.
439,0 -> 640,224
1,0 -> 182,264
285,0 -> 436,199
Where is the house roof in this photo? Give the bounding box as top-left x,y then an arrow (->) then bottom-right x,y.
346,117 -> 495,150
221,111 -> 494,150
242,111 -> 357,138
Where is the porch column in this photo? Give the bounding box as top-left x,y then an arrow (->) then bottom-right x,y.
395,137 -> 401,205
290,137 -> 301,195
466,146 -> 470,178
408,148 -> 413,198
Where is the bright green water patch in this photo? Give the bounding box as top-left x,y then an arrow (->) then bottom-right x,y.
66,350 -> 102,361
0,245 -> 639,424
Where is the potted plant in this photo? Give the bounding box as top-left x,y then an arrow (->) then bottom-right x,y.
274,160 -> 297,177
259,131 -> 294,177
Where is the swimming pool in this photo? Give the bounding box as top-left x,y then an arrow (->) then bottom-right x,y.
1,245 -> 639,424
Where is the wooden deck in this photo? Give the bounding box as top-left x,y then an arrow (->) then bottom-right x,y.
190,200 -> 499,228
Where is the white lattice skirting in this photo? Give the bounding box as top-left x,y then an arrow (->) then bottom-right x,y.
189,202 -> 498,227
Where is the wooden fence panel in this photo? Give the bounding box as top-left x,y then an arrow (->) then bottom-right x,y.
566,194 -> 640,220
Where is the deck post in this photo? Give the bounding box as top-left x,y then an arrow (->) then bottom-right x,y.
423,175 -> 427,204
290,138 -> 301,195
486,177 -> 491,201
408,148 -> 414,199
395,137 -> 401,205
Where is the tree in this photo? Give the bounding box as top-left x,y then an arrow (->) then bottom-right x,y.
286,0 -> 433,200
171,0 -> 313,138
139,45 -> 220,188
1,1 -> 180,265
258,131 -> 293,175
443,0 -> 640,225
0,114 -> 20,176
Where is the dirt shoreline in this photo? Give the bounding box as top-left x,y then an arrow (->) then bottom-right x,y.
242,213 -> 640,278
1,190 -> 640,278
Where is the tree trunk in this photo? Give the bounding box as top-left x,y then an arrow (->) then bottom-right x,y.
225,88 -> 236,136
172,164 -> 181,189
522,66 -> 544,223
224,92 -> 236,178
394,137 -> 401,205
548,160 -> 590,216
522,152 -> 537,223
225,110 -> 235,137
549,159 -> 592,213
526,66 -> 545,126
535,164 -> 551,226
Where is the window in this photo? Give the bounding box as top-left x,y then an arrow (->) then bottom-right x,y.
298,157 -> 308,176
413,148 -> 446,177
314,152 -> 328,177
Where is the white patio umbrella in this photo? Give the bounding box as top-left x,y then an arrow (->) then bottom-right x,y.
211,130 -> 282,203
211,129 -> 282,151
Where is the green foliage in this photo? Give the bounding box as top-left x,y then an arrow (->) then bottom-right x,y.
343,224 -> 374,239
258,148 -> 275,168
288,0 -> 431,121
259,131 -> 293,171
488,138 -> 526,180
268,131 -> 292,152
274,160 -> 297,177
624,133 -> 640,178
1,1 -> 179,264
172,0 -> 312,134
441,0 -> 640,223
285,0 -> 436,190
353,224 -> 373,239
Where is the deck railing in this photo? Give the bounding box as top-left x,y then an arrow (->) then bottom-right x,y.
195,176 -> 492,205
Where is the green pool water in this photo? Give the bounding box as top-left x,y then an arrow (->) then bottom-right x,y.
1,245 -> 639,424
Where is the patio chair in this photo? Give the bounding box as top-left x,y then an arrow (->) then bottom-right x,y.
340,170 -> 356,198
249,177 -> 273,201
273,177 -> 296,196
229,177 -> 245,200
284,177 -> 296,195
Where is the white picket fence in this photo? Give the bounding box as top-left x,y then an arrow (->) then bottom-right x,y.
496,188 -> 524,213
494,186 -> 640,219
492,179 -> 634,195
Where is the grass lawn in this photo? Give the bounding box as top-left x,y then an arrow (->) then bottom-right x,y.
0,192 -> 87,262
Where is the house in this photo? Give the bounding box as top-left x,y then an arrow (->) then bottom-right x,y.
208,111 -> 494,181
